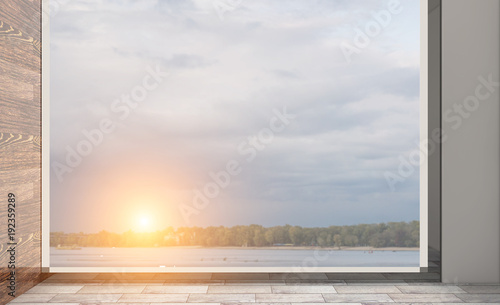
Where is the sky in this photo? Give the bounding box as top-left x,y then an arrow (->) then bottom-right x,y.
50,0 -> 421,234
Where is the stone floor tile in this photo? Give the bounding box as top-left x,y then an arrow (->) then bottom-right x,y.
272,285 -> 336,294
187,293 -> 255,303
322,293 -> 393,303
256,293 -> 325,303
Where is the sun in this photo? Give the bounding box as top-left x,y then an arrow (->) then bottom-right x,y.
140,216 -> 150,227
137,215 -> 151,231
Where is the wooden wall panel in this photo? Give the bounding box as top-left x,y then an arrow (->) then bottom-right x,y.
0,0 -> 46,304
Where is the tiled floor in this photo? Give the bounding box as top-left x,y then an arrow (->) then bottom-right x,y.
7,272 -> 500,304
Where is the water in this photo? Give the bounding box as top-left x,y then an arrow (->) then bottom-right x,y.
51,247 -> 419,267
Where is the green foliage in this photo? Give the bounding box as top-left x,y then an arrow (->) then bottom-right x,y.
49,221 -> 419,248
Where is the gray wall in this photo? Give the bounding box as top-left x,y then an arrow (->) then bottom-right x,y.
442,0 -> 500,283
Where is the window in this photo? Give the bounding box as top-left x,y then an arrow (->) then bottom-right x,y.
42,0 -> 428,272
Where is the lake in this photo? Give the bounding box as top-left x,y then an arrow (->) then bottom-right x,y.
50,247 -> 419,268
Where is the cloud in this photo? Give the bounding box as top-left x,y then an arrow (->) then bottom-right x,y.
50,0 -> 421,232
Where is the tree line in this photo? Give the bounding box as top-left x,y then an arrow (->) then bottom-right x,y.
50,221 -> 419,248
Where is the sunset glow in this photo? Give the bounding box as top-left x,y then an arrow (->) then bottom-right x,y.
136,214 -> 153,232
140,216 -> 150,227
